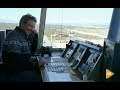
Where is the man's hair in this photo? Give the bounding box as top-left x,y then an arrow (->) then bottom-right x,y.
19,13 -> 37,25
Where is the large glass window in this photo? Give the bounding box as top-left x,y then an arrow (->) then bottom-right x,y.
0,8 -> 41,31
0,8 -> 114,49
43,8 -> 113,48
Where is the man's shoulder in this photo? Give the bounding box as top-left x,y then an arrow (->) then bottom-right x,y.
6,30 -> 17,38
6,27 -> 24,37
5,30 -> 23,43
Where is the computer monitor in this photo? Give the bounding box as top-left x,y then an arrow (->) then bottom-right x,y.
0,30 -> 6,53
104,38 -> 120,81
68,45 -> 88,70
61,40 -> 79,60
78,48 -> 102,81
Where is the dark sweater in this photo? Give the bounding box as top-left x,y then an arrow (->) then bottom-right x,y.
2,26 -> 36,71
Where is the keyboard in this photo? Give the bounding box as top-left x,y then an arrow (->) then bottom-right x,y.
51,57 -> 68,62
45,62 -> 69,73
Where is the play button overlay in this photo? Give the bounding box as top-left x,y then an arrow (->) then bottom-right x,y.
106,69 -> 114,79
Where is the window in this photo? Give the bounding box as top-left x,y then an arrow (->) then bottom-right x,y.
0,8 -> 41,31
43,8 -> 113,48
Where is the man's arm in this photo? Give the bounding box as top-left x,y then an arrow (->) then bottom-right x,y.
31,34 -> 38,55
2,52 -> 31,64
29,30 -> 38,56
2,52 -> 35,71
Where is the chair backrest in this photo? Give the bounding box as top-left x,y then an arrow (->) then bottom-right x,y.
6,29 -> 13,36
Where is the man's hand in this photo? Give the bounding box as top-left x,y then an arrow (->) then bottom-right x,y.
38,60 -> 45,67
32,60 -> 45,70
29,29 -> 38,38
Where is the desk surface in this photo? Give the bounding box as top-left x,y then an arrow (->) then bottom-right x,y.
41,56 -> 89,82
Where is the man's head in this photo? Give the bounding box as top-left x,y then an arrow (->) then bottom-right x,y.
19,14 -> 37,34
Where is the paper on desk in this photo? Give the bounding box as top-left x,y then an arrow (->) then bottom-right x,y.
47,72 -> 72,82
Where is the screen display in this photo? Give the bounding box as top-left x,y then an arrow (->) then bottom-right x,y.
79,49 -> 100,75
68,45 -> 87,69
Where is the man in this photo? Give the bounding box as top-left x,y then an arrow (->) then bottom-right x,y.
28,28 -> 38,56
1,14 -> 44,81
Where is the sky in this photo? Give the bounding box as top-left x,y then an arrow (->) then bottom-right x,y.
0,8 -> 114,25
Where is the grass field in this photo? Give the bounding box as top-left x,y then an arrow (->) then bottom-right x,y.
0,23 -> 109,47
44,27 -> 108,47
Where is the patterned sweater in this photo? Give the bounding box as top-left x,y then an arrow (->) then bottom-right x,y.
2,26 -> 32,67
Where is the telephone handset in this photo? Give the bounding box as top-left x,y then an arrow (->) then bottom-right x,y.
66,42 -> 72,48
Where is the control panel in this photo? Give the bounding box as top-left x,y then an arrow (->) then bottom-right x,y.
68,45 -> 88,70
61,40 -> 79,60
76,41 -> 103,81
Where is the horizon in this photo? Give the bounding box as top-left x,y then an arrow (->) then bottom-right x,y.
0,22 -> 110,26
0,8 -> 113,25
0,22 -> 109,31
